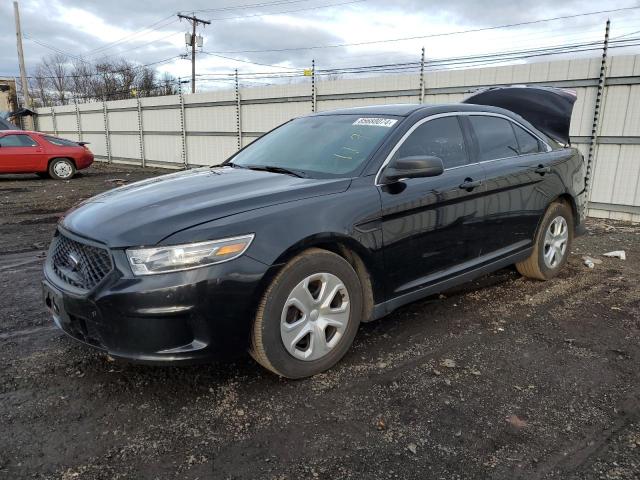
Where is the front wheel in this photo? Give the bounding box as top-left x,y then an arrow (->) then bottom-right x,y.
48,158 -> 76,180
516,201 -> 574,280
250,248 -> 363,379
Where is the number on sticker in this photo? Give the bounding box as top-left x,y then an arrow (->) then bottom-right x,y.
352,118 -> 398,128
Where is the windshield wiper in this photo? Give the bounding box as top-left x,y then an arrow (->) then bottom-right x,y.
243,164 -> 307,178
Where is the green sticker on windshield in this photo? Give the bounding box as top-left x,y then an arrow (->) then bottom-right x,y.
352,118 -> 398,128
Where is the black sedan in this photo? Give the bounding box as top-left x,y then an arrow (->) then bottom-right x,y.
43,86 -> 586,378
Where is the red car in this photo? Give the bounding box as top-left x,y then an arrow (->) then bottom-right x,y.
0,130 -> 93,180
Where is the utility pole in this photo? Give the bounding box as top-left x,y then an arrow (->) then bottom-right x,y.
13,1 -> 31,108
178,13 -> 210,94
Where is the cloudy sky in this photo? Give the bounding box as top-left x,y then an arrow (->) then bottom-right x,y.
1,0 -> 640,89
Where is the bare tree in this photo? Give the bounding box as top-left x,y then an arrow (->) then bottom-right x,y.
32,55 -> 179,104
70,59 -> 94,102
136,67 -> 156,97
29,64 -> 52,107
42,54 -> 69,105
158,72 -> 177,96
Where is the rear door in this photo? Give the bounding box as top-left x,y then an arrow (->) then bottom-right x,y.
465,114 -> 552,255
0,133 -> 44,172
379,115 -> 486,298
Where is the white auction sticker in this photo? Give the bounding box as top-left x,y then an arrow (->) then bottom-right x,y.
352,117 -> 398,128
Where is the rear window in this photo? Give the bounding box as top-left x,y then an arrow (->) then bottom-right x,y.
0,134 -> 38,147
512,124 -> 543,154
44,136 -> 79,147
469,116 -> 519,161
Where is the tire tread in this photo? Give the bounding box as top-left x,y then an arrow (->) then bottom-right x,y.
516,200 -> 572,281
249,248 -> 334,377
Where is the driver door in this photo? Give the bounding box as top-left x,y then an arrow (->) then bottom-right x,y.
0,133 -> 44,172
378,115 -> 486,298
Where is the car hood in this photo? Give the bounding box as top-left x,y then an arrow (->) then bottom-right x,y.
463,86 -> 577,145
62,167 -> 351,248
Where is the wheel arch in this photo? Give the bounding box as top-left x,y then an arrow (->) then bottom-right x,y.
551,192 -> 578,231
47,156 -> 77,170
264,233 -> 379,322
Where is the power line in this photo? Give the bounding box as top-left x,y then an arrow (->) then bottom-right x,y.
85,15 -> 178,56
202,51 -> 300,70
208,5 -> 640,53
190,0 -> 327,14
192,36 -> 640,80
202,0 -> 367,21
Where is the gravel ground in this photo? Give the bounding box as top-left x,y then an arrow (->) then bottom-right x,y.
1,163 -> 639,480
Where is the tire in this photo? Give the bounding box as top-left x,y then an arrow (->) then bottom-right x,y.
516,201 -> 574,281
250,248 -> 363,379
48,158 -> 76,180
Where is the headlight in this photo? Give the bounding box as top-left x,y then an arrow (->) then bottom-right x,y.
126,234 -> 254,275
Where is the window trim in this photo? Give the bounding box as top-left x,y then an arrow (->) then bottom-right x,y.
43,135 -> 79,147
0,133 -> 39,148
510,122 -> 543,156
374,111 -> 551,186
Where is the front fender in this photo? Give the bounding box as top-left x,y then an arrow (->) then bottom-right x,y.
161,179 -> 386,300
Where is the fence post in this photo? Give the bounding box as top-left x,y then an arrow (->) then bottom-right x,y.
137,97 -> 145,168
178,81 -> 188,169
419,47 -> 426,104
311,59 -> 316,113
51,106 -> 58,135
102,99 -> 112,163
74,95 -> 82,142
235,69 -> 242,151
585,19 -> 610,205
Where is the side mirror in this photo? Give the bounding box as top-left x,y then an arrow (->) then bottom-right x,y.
382,155 -> 444,183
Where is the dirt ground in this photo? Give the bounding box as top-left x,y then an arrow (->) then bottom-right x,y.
1,163 -> 639,480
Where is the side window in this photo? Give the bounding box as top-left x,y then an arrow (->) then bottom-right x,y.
0,134 -> 38,147
44,136 -> 79,147
512,124 -> 542,154
394,116 -> 468,169
469,116 -> 519,161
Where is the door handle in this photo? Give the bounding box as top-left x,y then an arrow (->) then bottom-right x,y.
534,165 -> 551,175
459,178 -> 482,191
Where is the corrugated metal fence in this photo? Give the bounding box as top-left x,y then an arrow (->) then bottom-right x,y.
35,54 -> 640,222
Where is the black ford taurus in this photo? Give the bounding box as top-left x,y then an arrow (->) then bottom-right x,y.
43,86 -> 586,378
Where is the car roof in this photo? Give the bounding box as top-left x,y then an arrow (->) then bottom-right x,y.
311,103 -> 517,118
0,129 -> 41,135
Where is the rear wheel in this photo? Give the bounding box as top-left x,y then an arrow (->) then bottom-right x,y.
516,201 -> 573,280
250,248 -> 363,379
48,158 -> 76,180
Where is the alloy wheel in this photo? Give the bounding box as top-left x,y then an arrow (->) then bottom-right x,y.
543,216 -> 568,269
53,161 -> 73,179
280,272 -> 350,361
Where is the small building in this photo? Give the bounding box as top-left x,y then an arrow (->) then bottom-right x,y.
0,77 -> 17,113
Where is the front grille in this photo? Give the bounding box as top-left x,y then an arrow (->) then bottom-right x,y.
50,232 -> 113,291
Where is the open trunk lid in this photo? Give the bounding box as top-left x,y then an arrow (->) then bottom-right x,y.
462,86 -> 577,145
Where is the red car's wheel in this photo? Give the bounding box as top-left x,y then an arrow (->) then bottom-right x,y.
48,158 -> 76,180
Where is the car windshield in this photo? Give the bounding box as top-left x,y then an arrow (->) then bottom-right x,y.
229,114 -> 400,178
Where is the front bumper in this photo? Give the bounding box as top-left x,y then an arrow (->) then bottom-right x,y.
43,241 -> 271,365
